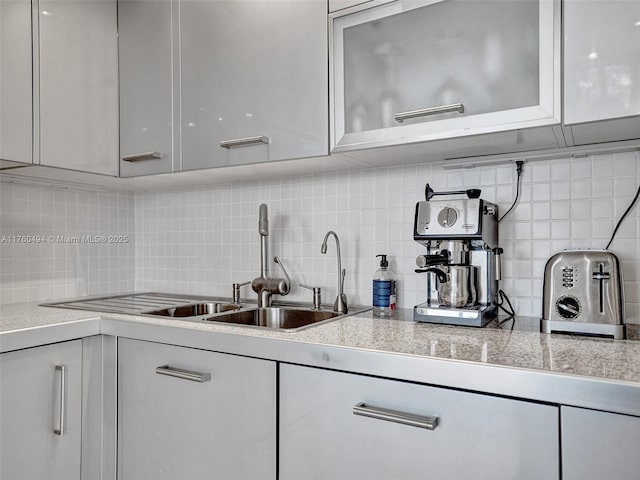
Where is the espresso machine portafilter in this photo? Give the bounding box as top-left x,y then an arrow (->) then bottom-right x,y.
413,187 -> 501,327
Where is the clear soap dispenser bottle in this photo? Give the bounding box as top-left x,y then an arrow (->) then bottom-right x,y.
373,254 -> 396,318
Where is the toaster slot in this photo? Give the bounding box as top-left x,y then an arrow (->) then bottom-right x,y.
592,263 -> 611,314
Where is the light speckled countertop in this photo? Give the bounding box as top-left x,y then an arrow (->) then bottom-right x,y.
2,298 -> 640,416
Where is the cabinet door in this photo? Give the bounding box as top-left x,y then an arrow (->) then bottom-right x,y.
563,0 -> 640,145
0,0 -> 32,165
564,1 -> 640,125
39,0 -> 119,175
0,340 -> 83,480
118,338 -> 276,480
331,0 -> 559,151
280,364 -> 559,480
561,406 -> 640,480
180,0 -> 328,170
118,0 -> 175,177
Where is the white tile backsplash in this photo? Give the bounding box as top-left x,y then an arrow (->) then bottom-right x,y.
1,151 -> 638,325
134,151 -> 640,323
0,182 -> 135,304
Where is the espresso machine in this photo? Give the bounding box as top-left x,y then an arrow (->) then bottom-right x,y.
413,185 -> 501,327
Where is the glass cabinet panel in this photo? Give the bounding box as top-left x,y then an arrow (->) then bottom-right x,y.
332,0 -> 559,151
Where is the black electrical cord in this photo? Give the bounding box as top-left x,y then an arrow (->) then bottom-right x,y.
605,182 -> 640,250
496,289 -> 516,330
498,161 -> 524,223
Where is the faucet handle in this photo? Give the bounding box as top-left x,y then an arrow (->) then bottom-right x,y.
273,256 -> 291,295
299,283 -> 322,310
232,281 -> 251,303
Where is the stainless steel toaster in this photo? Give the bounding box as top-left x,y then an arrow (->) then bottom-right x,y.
541,250 -> 625,339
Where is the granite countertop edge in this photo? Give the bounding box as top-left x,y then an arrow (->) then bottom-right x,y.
2,300 -> 639,417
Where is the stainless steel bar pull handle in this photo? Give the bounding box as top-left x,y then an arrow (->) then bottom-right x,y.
220,136 -> 270,149
155,365 -> 211,383
353,402 -> 439,430
395,102 -> 465,123
54,365 -> 66,436
121,151 -> 162,162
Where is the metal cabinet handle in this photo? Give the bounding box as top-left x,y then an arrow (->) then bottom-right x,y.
353,402 -> 439,430
121,151 -> 162,162
220,136 -> 270,149
394,102 -> 465,123
54,365 -> 66,436
155,365 -> 211,383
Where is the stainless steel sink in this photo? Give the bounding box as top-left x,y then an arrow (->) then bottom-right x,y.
43,291 -> 369,332
145,302 -> 242,317
206,307 -> 342,330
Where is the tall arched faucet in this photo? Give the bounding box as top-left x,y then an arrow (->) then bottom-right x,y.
321,231 -> 348,314
251,204 -> 290,307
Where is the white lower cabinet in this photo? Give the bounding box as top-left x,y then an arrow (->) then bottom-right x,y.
561,406 -> 640,480
280,364 -> 559,480
0,340 -> 83,480
117,338 -> 276,480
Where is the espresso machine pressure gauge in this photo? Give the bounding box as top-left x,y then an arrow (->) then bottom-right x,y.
437,207 -> 458,228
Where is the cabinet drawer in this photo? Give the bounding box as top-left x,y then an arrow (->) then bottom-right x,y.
561,406 -> 640,480
280,364 -> 559,480
118,338 -> 276,480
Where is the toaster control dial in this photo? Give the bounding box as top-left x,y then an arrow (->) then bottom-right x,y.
556,295 -> 581,319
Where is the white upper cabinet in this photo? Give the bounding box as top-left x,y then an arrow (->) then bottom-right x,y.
0,0 -> 32,166
119,0 -> 176,177
39,0 -> 119,176
331,0 -> 560,152
180,0 -> 328,171
563,0 -> 640,145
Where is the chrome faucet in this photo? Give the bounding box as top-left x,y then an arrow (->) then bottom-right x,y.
321,230 -> 348,314
251,204 -> 290,307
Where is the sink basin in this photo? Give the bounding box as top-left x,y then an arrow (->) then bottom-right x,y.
206,307 -> 341,330
145,302 -> 242,317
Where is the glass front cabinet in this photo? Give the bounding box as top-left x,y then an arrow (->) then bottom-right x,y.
330,0 -> 560,152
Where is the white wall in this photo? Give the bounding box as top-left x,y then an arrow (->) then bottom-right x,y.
0,151 -> 638,322
135,151 -> 640,322
0,182 -> 135,304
